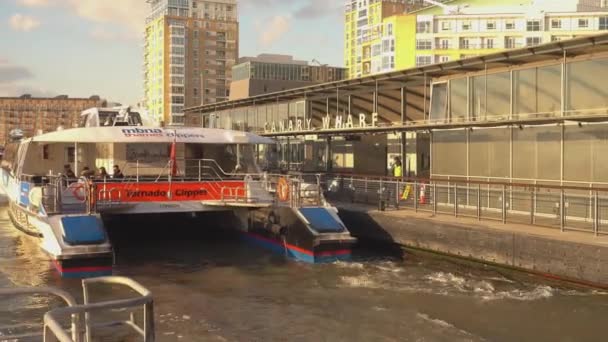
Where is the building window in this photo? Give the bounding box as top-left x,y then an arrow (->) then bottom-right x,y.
505,20 -> 515,30
485,38 -> 495,49
416,21 -> 431,33
526,37 -> 542,46
439,56 -> 450,63
526,20 -> 541,31
416,39 -> 432,50
600,17 -> 608,30
416,56 -> 432,66
486,21 -> 496,30
382,39 -> 390,53
372,43 -> 381,57
551,19 -> 562,29
460,38 -> 470,49
439,39 -> 449,49
578,19 -> 589,28
462,21 -> 471,30
505,36 -> 516,48
441,21 -> 451,31
387,23 -> 393,36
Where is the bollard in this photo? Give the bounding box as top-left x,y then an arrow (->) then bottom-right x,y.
395,181 -> 400,209
378,186 -> 386,211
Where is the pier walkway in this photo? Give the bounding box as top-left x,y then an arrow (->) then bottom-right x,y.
336,202 -> 608,288
319,174 -> 608,287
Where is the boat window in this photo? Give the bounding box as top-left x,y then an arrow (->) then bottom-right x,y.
98,111 -> 116,126
237,144 -> 261,174
80,115 -> 89,128
66,147 -> 75,163
1,143 -> 18,172
128,113 -> 143,126
205,144 -> 261,175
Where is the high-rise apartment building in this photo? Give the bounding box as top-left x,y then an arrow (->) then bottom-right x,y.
144,0 -> 238,126
354,0 -> 608,75
344,0 -> 431,79
408,0 -> 608,67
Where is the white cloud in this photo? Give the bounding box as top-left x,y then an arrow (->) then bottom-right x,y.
16,0 -> 148,37
258,15 -> 292,47
63,0 -> 147,35
17,0 -> 51,7
9,14 -> 41,32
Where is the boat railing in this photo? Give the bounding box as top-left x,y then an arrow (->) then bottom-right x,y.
119,158 -> 257,183
252,173 -> 325,208
0,276 -> 154,342
19,174 -> 83,214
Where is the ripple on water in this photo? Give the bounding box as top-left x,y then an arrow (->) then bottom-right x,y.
415,312 -> 481,341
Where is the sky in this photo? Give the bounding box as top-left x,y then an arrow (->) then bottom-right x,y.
0,0 -> 344,105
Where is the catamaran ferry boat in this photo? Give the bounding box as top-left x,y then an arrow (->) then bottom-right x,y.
0,109 -> 355,277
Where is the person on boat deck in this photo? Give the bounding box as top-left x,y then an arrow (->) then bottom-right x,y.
112,165 -> 124,179
63,164 -> 76,178
80,166 -> 95,179
97,166 -> 109,179
392,156 -> 403,178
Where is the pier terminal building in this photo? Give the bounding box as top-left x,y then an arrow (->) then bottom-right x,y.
185,34 -> 608,189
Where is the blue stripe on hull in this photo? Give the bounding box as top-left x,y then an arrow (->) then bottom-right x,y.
241,232 -> 351,264
59,270 -> 113,279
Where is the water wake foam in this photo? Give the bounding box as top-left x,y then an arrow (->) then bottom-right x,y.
425,271 -> 555,301
339,275 -> 380,289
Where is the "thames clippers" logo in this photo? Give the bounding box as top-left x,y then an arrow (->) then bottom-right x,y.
121,128 -> 205,139
121,128 -> 163,137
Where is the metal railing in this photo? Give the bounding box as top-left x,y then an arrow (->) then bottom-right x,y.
0,287 -> 78,341
120,158 -> 254,182
1,276 -> 154,342
323,175 -> 608,236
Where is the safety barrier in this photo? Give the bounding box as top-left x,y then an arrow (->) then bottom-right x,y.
323,175 -> 608,237
0,276 -> 154,342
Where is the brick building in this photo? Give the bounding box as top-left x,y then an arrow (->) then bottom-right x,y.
0,94 -> 106,145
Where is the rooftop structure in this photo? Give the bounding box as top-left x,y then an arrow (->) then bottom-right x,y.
229,54 -> 347,101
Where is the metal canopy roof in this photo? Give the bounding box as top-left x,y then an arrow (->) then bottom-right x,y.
185,33 -> 608,114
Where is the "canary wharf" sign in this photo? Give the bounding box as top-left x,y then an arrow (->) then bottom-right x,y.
264,113 -> 379,133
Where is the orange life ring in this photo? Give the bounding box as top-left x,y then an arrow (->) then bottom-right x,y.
277,177 -> 290,202
68,182 -> 86,201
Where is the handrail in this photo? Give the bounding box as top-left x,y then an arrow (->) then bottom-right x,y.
324,175 -> 608,236
43,276 -> 154,342
0,287 -> 79,341
323,173 -> 608,192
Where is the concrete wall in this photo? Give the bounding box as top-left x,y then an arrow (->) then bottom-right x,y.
338,207 -> 608,287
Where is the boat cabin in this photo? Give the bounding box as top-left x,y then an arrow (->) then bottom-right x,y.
2,127 -> 271,182
80,107 -> 144,128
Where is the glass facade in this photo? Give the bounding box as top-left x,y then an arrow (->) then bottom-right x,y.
188,51 -> 608,185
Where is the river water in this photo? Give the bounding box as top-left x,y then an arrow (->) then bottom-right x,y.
1,208 -> 607,342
